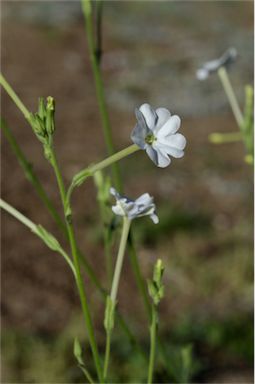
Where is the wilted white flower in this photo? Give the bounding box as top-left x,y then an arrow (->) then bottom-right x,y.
110,187 -> 159,224
131,103 -> 186,168
196,47 -> 237,80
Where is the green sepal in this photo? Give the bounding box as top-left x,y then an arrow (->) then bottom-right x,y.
104,296 -> 115,332
74,337 -> 83,364
73,338 -> 95,384
38,97 -> 47,120
34,224 -> 61,252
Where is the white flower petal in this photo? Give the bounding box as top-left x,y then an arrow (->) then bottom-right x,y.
153,145 -> 171,168
145,145 -> 158,165
157,115 -> 181,138
112,205 -> 125,216
139,103 -> 157,130
160,144 -> 184,158
131,123 -> 147,149
155,107 -> 171,131
150,213 -> 159,224
159,133 -> 187,150
135,193 -> 153,205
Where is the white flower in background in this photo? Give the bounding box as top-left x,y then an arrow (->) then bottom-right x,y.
131,103 -> 186,168
196,47 -> 237,80
110,187 -> 159,224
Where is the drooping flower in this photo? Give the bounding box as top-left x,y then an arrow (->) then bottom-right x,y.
196,47 -> 237,80
131,103 -> 186,168
110,187 -> 159,224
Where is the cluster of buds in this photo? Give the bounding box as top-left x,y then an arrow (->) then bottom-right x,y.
147,259 -> 165,306
29,97 -> 56,159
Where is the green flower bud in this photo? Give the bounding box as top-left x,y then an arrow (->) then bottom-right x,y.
148,259 -> 165,306
38,97 -> 47,120
46,96 -> 55,135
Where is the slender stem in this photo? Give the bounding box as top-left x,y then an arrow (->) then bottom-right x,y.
95,0 -> 103,64
49,149 -> 103,383
0,198 -> 76,275
110,217 -> 131,305
0,198 -> 37,230
148,306 -> 157,384
103,330 -> 111,381
72,144 -> 139,190
217,67 -> 244,128
209,131 -> 243,144
0,73 -> 30,120
91,144 -> 139,175
1,118 -> 66,232
81,0 -> 121,191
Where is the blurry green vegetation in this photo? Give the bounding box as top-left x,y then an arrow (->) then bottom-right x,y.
133,203 -> 212,246
2,311 -> 252,383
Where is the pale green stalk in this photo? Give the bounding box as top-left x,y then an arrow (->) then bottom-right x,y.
209,131 -> 243,144
148,306 -> 157,384
0,74 -> 30,120
71,144 -> 139,190
217,67 -> 244,128
0,198 -> 75,276
110,217 -> 131,305
103,217 -> 131,381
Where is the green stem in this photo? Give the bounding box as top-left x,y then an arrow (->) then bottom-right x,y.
0,118 -> 66,233
81,0 -> 121,191
71,144 -> 139,190
209,131 -> 243,144
0,198 -> 75,276
148,306 -> 157,384
217,67 -> 244,128
110,217 -> 131,305
49,149 -> 103,383
103,330 -> 111,381
0,73 -> 30,120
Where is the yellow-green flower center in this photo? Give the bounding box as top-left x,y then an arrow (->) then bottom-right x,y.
145,133 -> 156,145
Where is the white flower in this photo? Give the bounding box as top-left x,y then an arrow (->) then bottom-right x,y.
110,187 -> 159,224
196,47 -> 237,80
131,103 -> 186,168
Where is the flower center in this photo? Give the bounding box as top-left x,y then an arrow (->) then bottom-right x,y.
145,133 -> 156,145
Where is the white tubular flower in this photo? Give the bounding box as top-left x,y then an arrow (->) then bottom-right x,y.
131,103 -> 186,168
110,187 -> 159,224
196,47 -> 237,80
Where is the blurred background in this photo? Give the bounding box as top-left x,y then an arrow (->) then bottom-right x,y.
1,1 -> 253,383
